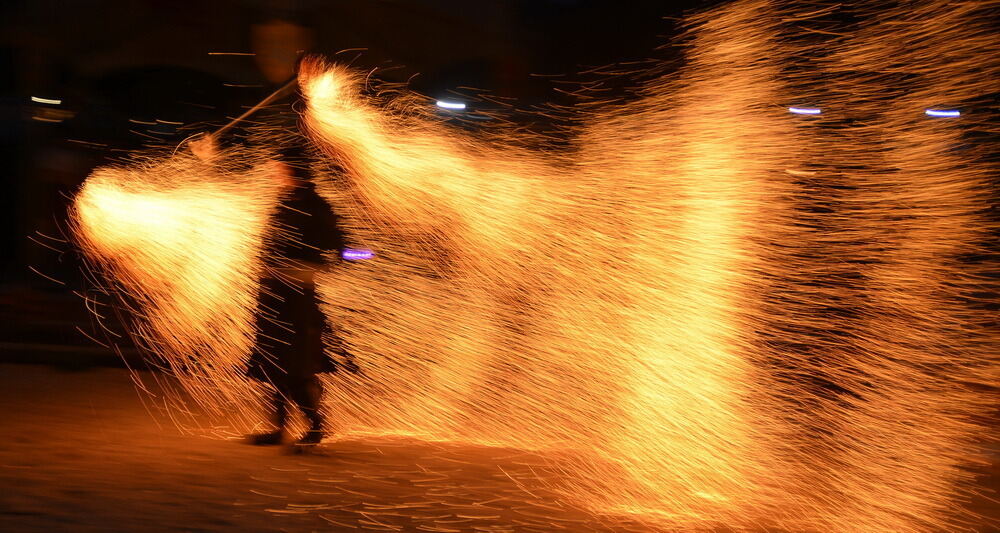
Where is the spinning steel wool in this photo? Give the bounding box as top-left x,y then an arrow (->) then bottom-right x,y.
71,1 -> 998,531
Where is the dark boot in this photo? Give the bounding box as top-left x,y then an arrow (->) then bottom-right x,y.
249,429 -> 288,446
296,429 -> 324,445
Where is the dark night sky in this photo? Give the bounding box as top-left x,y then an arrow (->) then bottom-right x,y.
1,0 -> 719,285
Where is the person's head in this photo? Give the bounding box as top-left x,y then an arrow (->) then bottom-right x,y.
252,18 -> 314,85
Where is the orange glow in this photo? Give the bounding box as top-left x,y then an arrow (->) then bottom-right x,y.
71,152 -> 285,427
72,1 -> 997,531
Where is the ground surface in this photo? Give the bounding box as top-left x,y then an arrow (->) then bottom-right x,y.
0,364 -> 659,533
0,363 -> 996,532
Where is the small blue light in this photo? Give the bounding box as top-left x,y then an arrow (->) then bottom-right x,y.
342,248 -> 374,261
788,107 -> 821,115
925,109 -> 960,117
436,100 -> 466,110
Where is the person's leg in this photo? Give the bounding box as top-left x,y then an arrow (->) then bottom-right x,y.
288,284 -> 328,445
250,386 -> 290,445
289,374 -> 324,444
248,276 -> 296,445
272,387 -> 290,429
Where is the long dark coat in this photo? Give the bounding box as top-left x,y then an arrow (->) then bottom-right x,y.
246,158 -> 347,384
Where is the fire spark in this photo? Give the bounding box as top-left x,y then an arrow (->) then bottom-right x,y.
71,1 -> 998,531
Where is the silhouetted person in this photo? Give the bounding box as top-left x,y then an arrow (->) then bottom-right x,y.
247,142 -> 350,447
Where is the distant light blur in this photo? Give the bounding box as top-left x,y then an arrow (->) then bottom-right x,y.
30,96 -> 62,105
435,100 -> 466,110
925,109 -> 960,117
341,248 -> 374,260
788,106 -> 821,114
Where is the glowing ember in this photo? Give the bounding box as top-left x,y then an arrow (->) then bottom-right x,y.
71,0 -> 998,531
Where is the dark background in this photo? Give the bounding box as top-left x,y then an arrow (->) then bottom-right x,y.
0,0 -> 713,360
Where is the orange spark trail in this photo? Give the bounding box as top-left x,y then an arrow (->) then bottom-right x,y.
71,1 -> 997,531
71,149 -> 286,428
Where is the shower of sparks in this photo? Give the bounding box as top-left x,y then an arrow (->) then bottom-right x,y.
71,0 -> 997,531
71,150 -> 287,427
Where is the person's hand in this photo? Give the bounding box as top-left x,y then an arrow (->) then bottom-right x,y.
188,134 -> 218,161
258,160 -> 296,188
